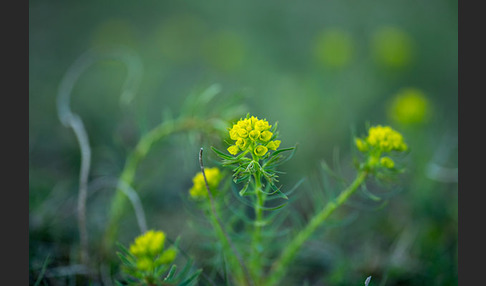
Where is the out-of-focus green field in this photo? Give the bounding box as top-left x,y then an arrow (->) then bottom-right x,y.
29,0 -> 457,285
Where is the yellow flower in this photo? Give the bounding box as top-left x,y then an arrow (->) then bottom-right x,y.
266,140 -> 281,151
126,229 -> 179,273
355,138 -> 368,152
237,128 -> 248,138
364,125 -> 407,153
229,128 -> 239,140
227,115 -> 280,156
260,131 -> 273,142
254,119 -> 271,132
249,130 -> 261,141
254,145 -> 268,157
236,138 -> 248,150
189,167 -> 222,199
129,230 -> 166,258
371,26 -> 414,69
388,88 -> 429,125
227,145 -> 239,155
136,257 -> 153,272
157,248 -> 177,264
249,116 -> 259,125
380,157 -> 395,168
313,28 -> 354,68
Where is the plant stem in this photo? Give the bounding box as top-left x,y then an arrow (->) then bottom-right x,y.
264,170 -> 368,286
102,118 -> 217,254
206,201 -> 245,284
199,148 -> 254,286
250,169 -> 265,280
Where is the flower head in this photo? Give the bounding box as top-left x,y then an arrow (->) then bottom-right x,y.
129,230 -> 165,257
355,125 -> 407,172
189,167 -> 222,199
227,115 -> 279,158
127,230 -> 178,273
358,125 -> 408,153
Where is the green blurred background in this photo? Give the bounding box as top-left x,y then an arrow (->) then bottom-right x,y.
29,0 -> 457,285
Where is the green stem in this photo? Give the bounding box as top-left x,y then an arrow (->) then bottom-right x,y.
102,118 -> 217,254
250,169 -> 265,280
199,149 -> 253,286
264,170 -> 368,286
206,200 -> 245,284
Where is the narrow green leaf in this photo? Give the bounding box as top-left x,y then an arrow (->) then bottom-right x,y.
178,269 -> 202,286
267,181 -> 289,200
116,242 -> 136,260
175,258 -> 193,280
33,254 -> 50,286
260,202 -> 288,211
238,178 -> 251,196
211,146 -> 234,160
164,265 -> 178,281
360,185 -> 382,201
116,252 -> 135,268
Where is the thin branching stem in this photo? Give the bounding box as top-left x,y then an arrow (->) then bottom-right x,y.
264,170 -> 368,286
199,148 -> 254,286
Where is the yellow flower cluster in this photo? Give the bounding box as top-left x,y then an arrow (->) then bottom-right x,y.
356,125 -> 407,153
189,167 -> 222,199
128,230 -> 177,271
355,125 -> 407,169
227,116 -> 281,157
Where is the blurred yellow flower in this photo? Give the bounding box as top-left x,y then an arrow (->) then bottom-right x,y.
127,230 -> 179,273
357,125 -> 407,153
313,28 -> 354,68
129,230 -> 165,257
388,88 -> 429,125
380,156 -> 395,169
355,138 -> 368,152
189,167 -> 222,199
371,26 -> 414,69
366,125 -> 407,152
136,257 -> 153,272
356,125 -> 407,172
157,248 -> 177,264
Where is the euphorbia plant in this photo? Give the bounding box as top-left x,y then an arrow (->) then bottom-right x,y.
191,115 -> 409,285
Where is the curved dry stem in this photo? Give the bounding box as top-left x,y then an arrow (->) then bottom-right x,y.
89,177 -> 148,234
56,46 -> 143,267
